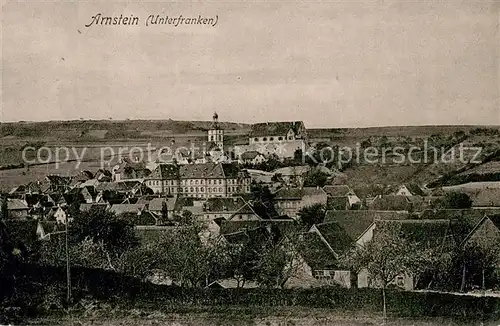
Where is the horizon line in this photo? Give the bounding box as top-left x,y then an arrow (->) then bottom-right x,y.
2,118 -> 500,130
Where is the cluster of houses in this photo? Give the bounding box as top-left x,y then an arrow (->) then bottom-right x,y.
2,115 -> 500,291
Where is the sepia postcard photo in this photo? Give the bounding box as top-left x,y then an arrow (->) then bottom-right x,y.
1,0 -> 499,325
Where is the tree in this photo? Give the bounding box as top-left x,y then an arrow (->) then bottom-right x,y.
297,204 -> 326,230
254,229 -> 305,288
40,206 -> 139,272
223,236 -> 264,288
0,197 -> 8,220
156,225 -> 215,287
341,222 -> 432,322
293,149 -> 303,163
360,138 -> 372,149
460,236 -> 500,291
254,245 -> 288,288
173,209 -> 195,225
303,170 -> 329,187
250,184 -> 278,218
435,192 -> 472,209
160,201 -> 169,224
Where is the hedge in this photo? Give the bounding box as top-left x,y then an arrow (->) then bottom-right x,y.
2,264 -> 500,322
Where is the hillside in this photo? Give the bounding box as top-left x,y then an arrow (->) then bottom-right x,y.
0,119 -> 251,142
2,120 -> 500,192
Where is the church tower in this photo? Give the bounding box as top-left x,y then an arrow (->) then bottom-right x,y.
208,112 -> 224,150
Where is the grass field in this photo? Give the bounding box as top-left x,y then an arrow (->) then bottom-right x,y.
27,306 -> 475,326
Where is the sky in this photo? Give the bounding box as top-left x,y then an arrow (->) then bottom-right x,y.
1,0 -> 499,128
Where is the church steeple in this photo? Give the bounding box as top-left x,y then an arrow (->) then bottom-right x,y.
211,111 -> 220,129
208,111 -> 224,150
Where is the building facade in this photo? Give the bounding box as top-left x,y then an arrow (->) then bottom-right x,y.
231,121 -> 308,160
274,187 -> 328,219
248,121 -> 307,145
145,163 -> 251,198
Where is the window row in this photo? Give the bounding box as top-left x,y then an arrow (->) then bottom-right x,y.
181,187 -> 224,193
181,179 -> 225,185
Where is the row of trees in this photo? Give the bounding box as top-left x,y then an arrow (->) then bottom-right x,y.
35,206 -> 304,290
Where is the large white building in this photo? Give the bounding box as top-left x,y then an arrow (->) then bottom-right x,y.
234,121 -> 309,160
145,162 -> 251,197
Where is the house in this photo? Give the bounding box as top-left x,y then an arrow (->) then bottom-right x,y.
273,187 -> 328,219
44,175 -> 72,193
109,203 -> 146,216
45,193 -> 69,207
9,185 -> 28,196
95,169 -> 112,182
23,193 -> 43,208
172,196 -> 205,219
30,195 -> 56,219
146,197 -> 168,214
246,168 -> 273,183
79,203 -> 110,212
36,220 -> 65,240
9,182 -> 43,196
215,218 -> 297,238
80,186 -> 98,203
73,170 -> 94,183
286,232 -> 351,288
207,279 -> 259,289
78,179 -> 99,189
220,224 -> 276,251
368,195 -> 413,211
202,196 -> 260,221
137,196 -> 177,223
112,158 -> 149,182
272,165 -> 311,187
323,185 -> 361,210
393,184 -> 426,197
356,218 -> 452,291
6,199 -> 29,219
54,206 -> 72,224
145,164 -> 180,195
309,222 -> 354,258
405,196 -> 445,212
239,151 -> 266,165
206,141 -> 229,164
324,210 -> 413,247
462,214 -> 500,254
417,208 -> 500,246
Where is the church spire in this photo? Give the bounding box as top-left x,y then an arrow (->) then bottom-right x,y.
211,111 -> 220,129
208,111 -> 224,151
